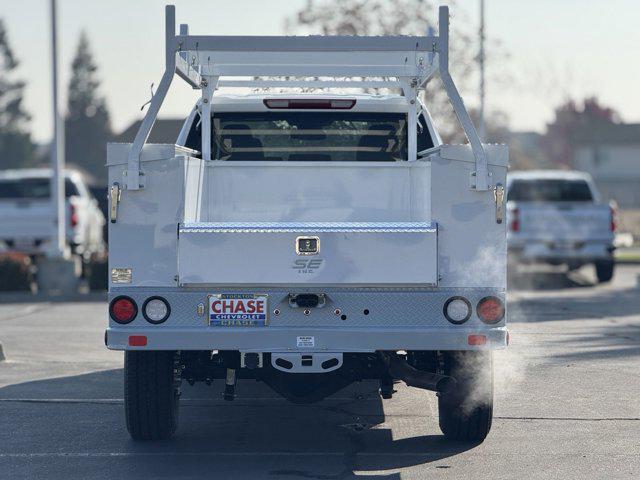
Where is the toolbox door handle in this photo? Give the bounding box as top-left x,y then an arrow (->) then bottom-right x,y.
494,183 -> 504,224
109,182 -> 121,224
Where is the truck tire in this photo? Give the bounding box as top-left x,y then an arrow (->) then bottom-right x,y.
595,260 -> 614,283
438,350 -> 493,442
124,351 -> 180,440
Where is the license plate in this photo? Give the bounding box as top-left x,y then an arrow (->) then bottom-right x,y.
14,238 -> 36,250
553,241 -> 575,250
208,293 -> 269,327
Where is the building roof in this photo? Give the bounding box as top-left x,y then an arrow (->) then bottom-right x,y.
508,170 -> 593,181
0,168 -> 84,181
114,118 -> 185,144
573,122 -> 640,146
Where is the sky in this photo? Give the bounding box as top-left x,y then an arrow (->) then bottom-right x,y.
1,0 -> 639,143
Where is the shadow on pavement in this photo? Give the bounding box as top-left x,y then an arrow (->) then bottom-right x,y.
0,369 -> 478,479
507,266 -> 640,363
509,270 -> 595,291
0,291 -> 107,304
508,283 -> 640,322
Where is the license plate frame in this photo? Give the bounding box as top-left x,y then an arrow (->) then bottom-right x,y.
552,240 -> 575,251
207,293 -> 269,327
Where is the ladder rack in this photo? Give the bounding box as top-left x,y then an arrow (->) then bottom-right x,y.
126,5 -> 488,191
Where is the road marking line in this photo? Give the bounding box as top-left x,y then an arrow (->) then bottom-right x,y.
495,416 -> 640,421
0,452 -> 639,459
0,397 -> 369,404
1,400 -> 638,422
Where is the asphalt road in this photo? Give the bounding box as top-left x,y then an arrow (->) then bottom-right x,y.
1,265 -> 639,479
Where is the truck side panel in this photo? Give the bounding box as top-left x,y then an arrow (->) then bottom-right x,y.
107,144 -> 203,287
432,145 -> 508,289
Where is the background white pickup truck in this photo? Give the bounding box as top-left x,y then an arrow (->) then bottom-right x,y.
506,170 -> 615,282
0,168 -> 105,260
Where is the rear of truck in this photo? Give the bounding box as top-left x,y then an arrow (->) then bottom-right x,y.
105,5 -> 508,442
507,171 -> 615,282
0,169 -> 105,258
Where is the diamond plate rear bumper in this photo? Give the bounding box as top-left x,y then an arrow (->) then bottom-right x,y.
106,325 -> 507,351
106,287 -> 507,351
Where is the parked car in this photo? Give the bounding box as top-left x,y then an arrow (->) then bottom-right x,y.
506,170 -> 616,282
0,168 -> 106,261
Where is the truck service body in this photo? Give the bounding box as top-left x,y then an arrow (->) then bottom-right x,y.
106,5 -> 508,442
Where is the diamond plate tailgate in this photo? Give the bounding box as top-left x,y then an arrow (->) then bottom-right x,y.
177,222 -> 438,286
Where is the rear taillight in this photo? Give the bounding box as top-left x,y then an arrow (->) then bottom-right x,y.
477,296 -> 505,324
70,203 -> 78,228
263,98 -> 356,109
509,207 -> 519,232
109,296 -> 137,324
610,204 -> 617,232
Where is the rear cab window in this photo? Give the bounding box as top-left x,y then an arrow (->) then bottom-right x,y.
507,179 -> 593,202
185,110 -> 433,162
0,178 -> 80,200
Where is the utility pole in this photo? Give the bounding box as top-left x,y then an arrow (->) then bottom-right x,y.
49,0 -> 66,258
38,0 -> 77,295
478,0 -> 486,141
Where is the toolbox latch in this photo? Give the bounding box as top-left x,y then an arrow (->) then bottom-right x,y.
109,182 -> 121,223
494,183 -> 505,224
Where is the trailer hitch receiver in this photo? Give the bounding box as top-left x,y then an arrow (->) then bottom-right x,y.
288,293 -> 326,309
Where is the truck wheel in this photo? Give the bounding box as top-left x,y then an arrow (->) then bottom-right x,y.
595,260 -> 614,283
124,351 -> 180,440
438,350 -> 493,442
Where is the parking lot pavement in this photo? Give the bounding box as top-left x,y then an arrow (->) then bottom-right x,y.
1,266 -> 639,479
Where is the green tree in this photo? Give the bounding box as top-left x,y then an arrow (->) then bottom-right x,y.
0,19 -> 36,169
65,31 -> 112,185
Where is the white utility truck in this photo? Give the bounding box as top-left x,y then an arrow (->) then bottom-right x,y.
507,171 -> 615,282
106,5 -> 508,442
0,168 -> 105,260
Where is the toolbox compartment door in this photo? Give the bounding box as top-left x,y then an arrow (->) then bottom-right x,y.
177,222 -> 437,286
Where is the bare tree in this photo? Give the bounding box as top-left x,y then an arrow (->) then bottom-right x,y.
284,0 -> 484,141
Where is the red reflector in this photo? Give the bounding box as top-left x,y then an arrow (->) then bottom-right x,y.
468,334 -> 487,346
263,98 -> 356,109
610,205 -> 616,232
110,297 -> 137,324
477,296 -> 505,324
70,203 -> 78,228
128,335 -> 147,347
509,207 -> 519,232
